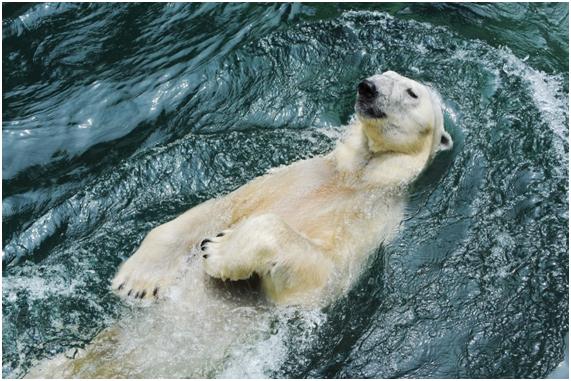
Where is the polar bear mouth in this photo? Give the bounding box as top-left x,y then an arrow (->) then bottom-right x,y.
355,101 -> 388,119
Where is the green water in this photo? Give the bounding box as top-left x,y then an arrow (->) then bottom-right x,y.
2,3 -> 568,378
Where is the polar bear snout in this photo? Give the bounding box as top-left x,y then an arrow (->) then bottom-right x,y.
357,79 -> 377,99
356,78 -> 387,119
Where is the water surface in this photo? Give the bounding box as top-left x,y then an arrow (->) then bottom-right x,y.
2,3 -> 568,378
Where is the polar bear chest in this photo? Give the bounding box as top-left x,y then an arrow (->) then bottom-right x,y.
229,156 -> 403,255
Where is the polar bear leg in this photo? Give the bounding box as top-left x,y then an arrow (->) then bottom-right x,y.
201,214 -> 333,304
112,197 -> 230,300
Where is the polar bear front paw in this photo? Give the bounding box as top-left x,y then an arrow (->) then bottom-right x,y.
112,249 -> 186,301
200,229 -> 256,281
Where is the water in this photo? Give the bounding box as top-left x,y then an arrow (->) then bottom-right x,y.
2,3 -> 568,378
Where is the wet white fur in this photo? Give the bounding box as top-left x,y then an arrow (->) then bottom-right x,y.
112,70 -> 452,306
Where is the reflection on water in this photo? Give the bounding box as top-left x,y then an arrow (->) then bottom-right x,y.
2,3 -> 568,378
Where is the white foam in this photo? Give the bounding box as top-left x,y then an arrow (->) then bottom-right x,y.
2,264 -> 85,301
218,307 -> 326,378
497,46 -> 569,165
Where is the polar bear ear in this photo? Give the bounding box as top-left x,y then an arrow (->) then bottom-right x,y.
427,86 -> 453,153
439,130 -> 453,151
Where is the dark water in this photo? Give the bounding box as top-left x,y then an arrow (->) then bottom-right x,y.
2,3 -> 568,378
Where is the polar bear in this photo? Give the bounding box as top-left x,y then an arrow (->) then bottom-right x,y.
25,71 -> 453,378
111,70 -> 453,306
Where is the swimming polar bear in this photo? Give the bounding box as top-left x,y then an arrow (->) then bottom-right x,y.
25,71 -> 453,378
111,70 -> 452,306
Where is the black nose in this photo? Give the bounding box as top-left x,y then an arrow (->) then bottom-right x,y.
357,79 -> 377,98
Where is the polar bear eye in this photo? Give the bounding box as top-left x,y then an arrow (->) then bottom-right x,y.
406,88 -> 418,99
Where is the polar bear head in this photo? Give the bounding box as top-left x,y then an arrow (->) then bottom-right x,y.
355,71 -> 452,157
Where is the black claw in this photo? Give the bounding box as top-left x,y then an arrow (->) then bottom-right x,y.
200,238 -> 211,250
153,288 -> 159,297
140,291 -> 146,299
203,254 -> 209,259
127,289 -> 132,296
135,291 -> 140,298
216,232 -> 225,237
117,283 -> 125,291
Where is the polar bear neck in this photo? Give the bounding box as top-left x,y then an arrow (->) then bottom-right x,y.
332,122 -> 433,188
